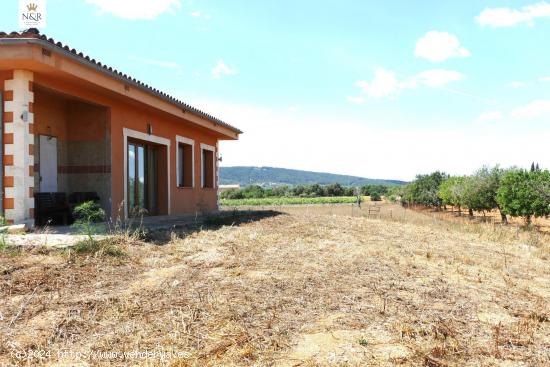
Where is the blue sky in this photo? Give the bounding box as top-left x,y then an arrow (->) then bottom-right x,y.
5,1 -> 550,180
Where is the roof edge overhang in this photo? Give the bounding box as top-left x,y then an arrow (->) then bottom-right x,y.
0,35 -> 242,140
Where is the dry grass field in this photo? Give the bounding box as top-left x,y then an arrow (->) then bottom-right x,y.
1,204 -> 549,366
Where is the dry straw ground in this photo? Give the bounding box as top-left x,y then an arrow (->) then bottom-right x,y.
1,204 -> 549,366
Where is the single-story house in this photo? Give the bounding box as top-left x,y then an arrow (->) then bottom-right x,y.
0,29 -> 241,225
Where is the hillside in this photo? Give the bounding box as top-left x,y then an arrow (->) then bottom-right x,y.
219,166 -> 406,187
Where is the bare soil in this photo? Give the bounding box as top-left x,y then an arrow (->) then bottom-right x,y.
1,205 -> 549,366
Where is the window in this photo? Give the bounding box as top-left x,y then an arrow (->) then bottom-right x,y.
176,136 -> 194,188
201,144 -> 215,188
177,144 -> 193,187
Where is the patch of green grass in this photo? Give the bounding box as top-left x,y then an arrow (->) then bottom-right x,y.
221,196 -> 367,206
73,238 -> 126,257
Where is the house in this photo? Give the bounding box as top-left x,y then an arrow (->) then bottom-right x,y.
218,184 -> 240,193
0,29 -> 241,225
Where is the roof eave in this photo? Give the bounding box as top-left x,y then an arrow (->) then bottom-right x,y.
0,36 -> 243,136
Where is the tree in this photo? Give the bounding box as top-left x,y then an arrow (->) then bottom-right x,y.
405,171 -> 448,208
438,176 -> 466,213
326,183 -> 344,197
241,185 -> 265,199
370,191 -> 382,201
496,169 -> 550,225
460,166 -> 507,221
361,184 -> 389,196
307,184 -> 326,197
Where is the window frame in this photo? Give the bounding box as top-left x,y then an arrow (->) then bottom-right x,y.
176,135 -> 195,188
200,143 -> 216,189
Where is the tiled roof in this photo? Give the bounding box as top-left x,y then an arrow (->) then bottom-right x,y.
0,28 -> 242,135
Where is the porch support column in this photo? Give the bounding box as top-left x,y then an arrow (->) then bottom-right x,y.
3,70 -> 34,225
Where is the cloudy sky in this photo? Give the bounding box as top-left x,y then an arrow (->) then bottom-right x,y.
4,1 -> 550,180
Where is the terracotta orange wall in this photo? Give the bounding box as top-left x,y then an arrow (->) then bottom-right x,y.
33,90 -> 68,138
34,74 -> 219,218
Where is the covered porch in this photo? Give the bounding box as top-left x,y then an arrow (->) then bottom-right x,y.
32,84 -> 111,224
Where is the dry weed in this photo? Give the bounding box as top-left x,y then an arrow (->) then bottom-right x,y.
1,206 -> 548,366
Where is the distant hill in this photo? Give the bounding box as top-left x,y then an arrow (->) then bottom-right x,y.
219,166 -> 407,187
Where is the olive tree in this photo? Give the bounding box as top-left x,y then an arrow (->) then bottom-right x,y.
462,166 -> 507,222
496,169 -> 550,225
438,176 -> 466,213
405,171 -> 448,208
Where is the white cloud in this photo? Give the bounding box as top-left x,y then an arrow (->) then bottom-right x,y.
354,69 -> 401,98
350,68 -> 463,100
512,99 -> 550,119
476,2 -> 550,27
414,31 -> 471,62
509,81 -> 527,88
477,111 -> 502,122
86,0 -> 181,19
191,10 -> 201,17
211,60 -> 237,79
414,69 -> 463,87
346,96 -> 365,104
539,76 -> 550,82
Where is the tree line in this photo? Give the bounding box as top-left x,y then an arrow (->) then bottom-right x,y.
399,164 -> 550,225
220,183 -> 392,201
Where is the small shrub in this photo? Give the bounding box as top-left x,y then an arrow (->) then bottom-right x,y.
72,201 -> 106,243
370,192 -> 382,201
0,218 -> 8,252
73,238 -> 126,257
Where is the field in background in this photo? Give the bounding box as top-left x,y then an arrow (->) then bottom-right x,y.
220,195 -> 366,206
1,203 -> 549,366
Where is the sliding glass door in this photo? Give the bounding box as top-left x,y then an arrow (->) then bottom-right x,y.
128,142 -> 157,216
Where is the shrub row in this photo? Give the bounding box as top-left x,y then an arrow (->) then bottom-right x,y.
220,183 -> 391,200
399,164 -> 550,225
221,196 -> 364,206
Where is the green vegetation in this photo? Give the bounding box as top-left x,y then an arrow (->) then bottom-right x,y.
360,184 -> 389,198
403,164 -> 550,226
221,183 -> 392,200
0,215 -> 7,251
73,238 -> 126,257
370,191 -> 382,201
72,201 -> 106,244
70,202 -> 127,257
403,171 -> 448,208
438,176 -> 466,212
220,166 -> 406,187
496,169 -> 550,224
221,196 -> 366,206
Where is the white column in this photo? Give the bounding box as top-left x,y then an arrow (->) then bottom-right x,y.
4,70 -> 34,225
